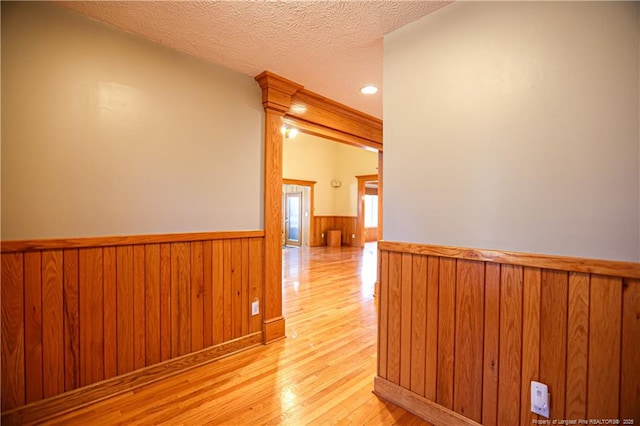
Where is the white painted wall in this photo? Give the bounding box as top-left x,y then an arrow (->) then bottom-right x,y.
384,1 -> 639,261
1,2 -> 264,240
283,133 -> 377,216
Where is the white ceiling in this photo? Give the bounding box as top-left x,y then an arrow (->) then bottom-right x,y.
58,1 -> 450,119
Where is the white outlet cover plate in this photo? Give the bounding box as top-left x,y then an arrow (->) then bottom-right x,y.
531,381 -> 550,418
252,301 -> 259,316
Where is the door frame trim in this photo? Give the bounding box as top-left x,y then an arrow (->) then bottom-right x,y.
284,179 -> 316,247
255,71 -> 383,342
284,191 -> 303,247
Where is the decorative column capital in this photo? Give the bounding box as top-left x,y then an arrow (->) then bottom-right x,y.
254,71 -> 303,114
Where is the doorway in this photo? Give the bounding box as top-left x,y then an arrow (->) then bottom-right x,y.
356,175 -> 379,248
255,71 -> 383,343
284,192 -> 302,246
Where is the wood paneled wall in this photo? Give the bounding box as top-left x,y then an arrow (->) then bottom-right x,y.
365,228 -> 378,242
1,231 -> 264,412
311,216 -> 357,247
376,241 -> 640,426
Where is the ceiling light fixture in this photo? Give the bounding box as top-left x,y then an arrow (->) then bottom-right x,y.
360,85 -> 378,95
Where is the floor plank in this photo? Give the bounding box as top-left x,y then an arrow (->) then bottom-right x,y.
14,243 -> 430,425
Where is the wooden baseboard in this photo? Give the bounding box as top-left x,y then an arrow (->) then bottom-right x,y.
263,316 -> 286,343
373,377 -> 481,426
1,333 -> 262,425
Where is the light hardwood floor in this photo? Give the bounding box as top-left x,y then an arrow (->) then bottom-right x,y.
10,243 -> 429,425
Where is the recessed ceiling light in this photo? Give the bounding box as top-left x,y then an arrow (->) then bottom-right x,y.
360,85 -> 378,95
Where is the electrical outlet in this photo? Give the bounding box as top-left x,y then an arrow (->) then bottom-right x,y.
351,234 -> 355,239
531,381 -> 550,418
251,299 -> 259,316
321,233 -> 325,238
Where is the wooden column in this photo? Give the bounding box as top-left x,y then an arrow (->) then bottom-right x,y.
255,72 -> 303,343
378,151 -> 383,241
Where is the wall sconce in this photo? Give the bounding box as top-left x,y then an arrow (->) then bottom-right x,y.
331,180 -> 342,188
281,126 -> 299,139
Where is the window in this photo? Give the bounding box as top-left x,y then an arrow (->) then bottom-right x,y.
364,195 -> 378,228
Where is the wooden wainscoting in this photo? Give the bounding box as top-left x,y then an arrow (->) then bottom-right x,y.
0,231 -> 264,412
310,216 -> 357,247
376,241 -> 640,426
365,227 -> 378,242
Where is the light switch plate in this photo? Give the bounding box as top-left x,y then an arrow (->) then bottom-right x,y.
251,300 -> 259,316
531,381 -> 550,418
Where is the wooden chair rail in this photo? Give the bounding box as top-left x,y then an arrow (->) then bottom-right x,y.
1,230 -> 264,253
379,240 -> 640,279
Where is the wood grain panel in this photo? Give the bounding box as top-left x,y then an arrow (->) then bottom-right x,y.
190,242 -> 204,352
565,272 -> 589,419
212,240 -> 224,345
241,239 -> 250,337
79,248 -> 104,387
520,267 -> 541,426
248,239 -> 263,334
1,253 -> 25,410
311,216 -> 359,247
171,243 -> 191,357
222,240 -> 232,342
497,264 -> 522,426
376,242 -> 640,426
453,259 -> 484,422
102,247 -> 117,380
540,269 -> 568,420
621,278 -> 640,420
133,245 -> 146,370
24,251 -> 43,403
378,250 -> 389,379
482,263 -> 500,426
410,255 -> 427,397
364,227 -> 378,242
116,246 -> 134,375
203,241 -> 214,347
145,244 -> 161,366
400,253 -> 412,389
436,257 -> 456,410
63,250 -> 80,392
387,252 -> 402,385
424,256 -> 439,402
587,275 -> 622,418
2,231 -> 264,411
159,243 -> 171,362
231,240 -> 243,339
42,250 -> 64,398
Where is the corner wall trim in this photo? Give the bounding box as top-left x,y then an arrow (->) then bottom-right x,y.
374,377 -> 481,426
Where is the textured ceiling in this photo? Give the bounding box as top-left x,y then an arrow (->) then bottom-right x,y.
58,1 -> 450,118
